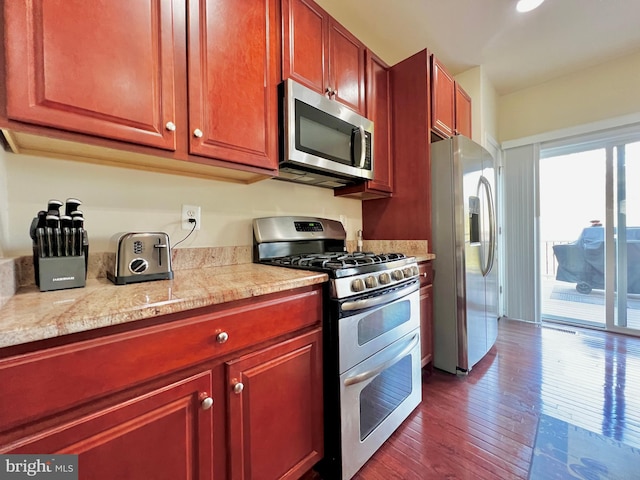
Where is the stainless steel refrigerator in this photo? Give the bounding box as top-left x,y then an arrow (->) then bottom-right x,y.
430,135 -> 499,374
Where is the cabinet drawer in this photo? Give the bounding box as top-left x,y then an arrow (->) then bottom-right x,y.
0,286 -> 322,432
419,261 -> 434,286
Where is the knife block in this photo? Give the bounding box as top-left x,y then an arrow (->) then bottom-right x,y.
35,255 -> 87,292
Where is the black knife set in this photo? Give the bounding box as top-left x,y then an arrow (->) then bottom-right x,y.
29,198 -> 89,292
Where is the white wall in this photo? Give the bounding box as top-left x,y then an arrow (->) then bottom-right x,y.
499,50 -> 640,143
454,65 -> 498,147
0,148 -> 362,257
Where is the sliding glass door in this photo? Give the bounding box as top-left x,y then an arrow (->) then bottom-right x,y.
613,141 -> 640,331
539,134 -> 640,335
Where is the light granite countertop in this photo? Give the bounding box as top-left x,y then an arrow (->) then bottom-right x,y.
0,263 -> 328,350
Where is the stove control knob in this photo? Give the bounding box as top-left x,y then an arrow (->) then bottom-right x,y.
351,278 -> 366,292
403,267 -> 414,278
379,273 -> 391,285
392,270 -> 404,281
365,276 -> 378,288
412,266 -> 420,276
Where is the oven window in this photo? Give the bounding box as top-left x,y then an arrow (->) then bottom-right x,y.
357,299 -> 411,345
359,355 -> 413,441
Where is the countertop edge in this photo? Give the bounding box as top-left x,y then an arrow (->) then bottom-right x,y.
0,264 -> 328,350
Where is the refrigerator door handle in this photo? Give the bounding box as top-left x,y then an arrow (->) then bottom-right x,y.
479,176 -> 496,277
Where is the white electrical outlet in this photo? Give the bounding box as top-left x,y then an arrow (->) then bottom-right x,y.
181,205 -> 201,230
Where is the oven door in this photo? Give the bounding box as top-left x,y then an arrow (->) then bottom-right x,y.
339,329 -> 422,480
338,280 -> 420,374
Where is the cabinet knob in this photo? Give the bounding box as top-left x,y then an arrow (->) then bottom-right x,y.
193,128 -> 204,138
325,86 -> 336,97
165,121 -> 176,132
232,381 -> 244,395
216,331 -> 229,344
201,396 -> 214,410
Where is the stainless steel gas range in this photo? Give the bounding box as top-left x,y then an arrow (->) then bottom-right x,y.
253,216 -> 422,480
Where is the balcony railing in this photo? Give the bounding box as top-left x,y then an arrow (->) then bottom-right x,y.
542,240 -> 570,277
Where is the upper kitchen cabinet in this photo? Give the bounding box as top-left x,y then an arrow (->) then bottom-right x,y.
335,49 -> 393,199
4,0 -> 178,150
2,0 -> 279,181
430,55 -> 472,140
187,0 -> 279,169
282,0 -> 366,115
431,56 -> 455,139
362,49 -> 431,242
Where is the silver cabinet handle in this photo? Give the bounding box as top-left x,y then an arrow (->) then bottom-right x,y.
232,381 -> 244,394
165,121 -> 176,132
193,128 -> 204,138
325,86 -> 333,96
201,396 -> 214,410
216,332 -> 229,344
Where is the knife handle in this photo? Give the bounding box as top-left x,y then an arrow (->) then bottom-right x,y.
63,227 -> 71,256
55,228 -> 63,257
36,228 -> 46,258
65,198 -> 82,217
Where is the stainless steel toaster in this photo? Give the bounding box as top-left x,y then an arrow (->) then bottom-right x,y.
107,232 -> 174,285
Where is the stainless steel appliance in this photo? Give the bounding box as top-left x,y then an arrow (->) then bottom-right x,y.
107,232 -> 174,285
253,216 -> 421,480
278,79 -> 374,188
430,135 -> 499,374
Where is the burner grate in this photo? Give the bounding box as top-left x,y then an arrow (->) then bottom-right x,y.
266,252 -> 407,271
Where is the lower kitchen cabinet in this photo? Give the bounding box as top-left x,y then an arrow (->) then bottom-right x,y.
419,261 -> 434,371
2,371 -> 215,480
226,329 -> 323,480
0,285 -> 324,480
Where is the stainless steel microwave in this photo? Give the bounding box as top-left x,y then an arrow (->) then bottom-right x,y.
278,79 -> 374,188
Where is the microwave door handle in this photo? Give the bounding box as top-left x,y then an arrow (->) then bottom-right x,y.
358,125 -> 366,168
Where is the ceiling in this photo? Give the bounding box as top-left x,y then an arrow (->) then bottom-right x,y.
317,0 -> 640,95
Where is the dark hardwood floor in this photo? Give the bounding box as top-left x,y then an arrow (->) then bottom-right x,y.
311,318 -> 640,479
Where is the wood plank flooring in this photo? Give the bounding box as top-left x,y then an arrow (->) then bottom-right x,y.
310,318 -> 640,479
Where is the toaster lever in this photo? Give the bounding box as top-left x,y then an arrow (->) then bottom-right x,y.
154,240 -> 168,267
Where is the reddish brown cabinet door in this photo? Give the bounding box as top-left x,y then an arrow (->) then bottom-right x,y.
226,329 -> 323,480
328,20 -> 366,114
4,0 -> 178,150
431,56 -> 455,139
334,49 -> 392,199
282,0 -> 365,114
282,0 -> 327,95
187,0 -> 279,170
455,83 -> 472,138
364,50 -> 392,193
419,262 -> 434,370
3,371 -> 214,480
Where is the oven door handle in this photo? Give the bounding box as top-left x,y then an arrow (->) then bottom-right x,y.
341,281 -> 419,312
343,333 -> 419,387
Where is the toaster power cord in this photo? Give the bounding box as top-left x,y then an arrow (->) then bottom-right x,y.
172,218 -> 197,250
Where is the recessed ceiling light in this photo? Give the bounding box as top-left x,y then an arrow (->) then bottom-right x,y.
516,0 -> 545,12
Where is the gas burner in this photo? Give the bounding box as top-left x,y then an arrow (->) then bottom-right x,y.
253,216 -> 419,298
268,252 -> 408,271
